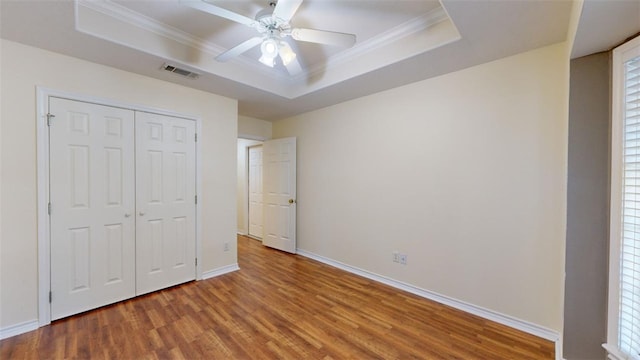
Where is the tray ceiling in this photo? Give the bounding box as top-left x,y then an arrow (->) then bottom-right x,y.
1,0 -> 578,120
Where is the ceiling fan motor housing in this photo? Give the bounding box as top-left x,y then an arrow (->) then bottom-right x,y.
255,4 -> 291,38
255,7 -> 274,22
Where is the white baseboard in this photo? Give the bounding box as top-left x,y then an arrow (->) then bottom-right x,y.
297,249 -> 560,344
1,265 -> 240,340
201,263 -> 240,280
0,319 -> 39,340
556,342 -> 565,360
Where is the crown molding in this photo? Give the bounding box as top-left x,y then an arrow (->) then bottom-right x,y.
298,6 -> 450,81
74,0 -> 457,98
76,0 -> 286,81
78,0 -> 222,55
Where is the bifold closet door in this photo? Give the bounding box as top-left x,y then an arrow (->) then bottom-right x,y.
135,111 -> 197,295
49,97 -> 136,320
50,99 -> 197,320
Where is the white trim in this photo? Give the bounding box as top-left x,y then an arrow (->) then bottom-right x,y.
241,144 -> 250,237
201,264 -> 240,280
603,343 -> 628,360
246,143 -> 264,240
0,320 -> 39,340
37,87 -> 201,120
556,343 -> 565,360
246,235 -> 262,242
195,107 -> 203,280
36,88 -> 51,326
301,7 -> 449,81
36,86 -> 203,326
606,34 -> 640,360
78,0 -> 225,56
238,133 -> 269,142
297,249 -> 560,343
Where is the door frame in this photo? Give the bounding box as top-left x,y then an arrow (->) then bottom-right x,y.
36,87 -> 203,326
237,135 -> 267,236
247,144 -> 264,240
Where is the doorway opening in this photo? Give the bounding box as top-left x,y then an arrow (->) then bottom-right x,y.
237,136 -> 297,253
237,138 -> 263,240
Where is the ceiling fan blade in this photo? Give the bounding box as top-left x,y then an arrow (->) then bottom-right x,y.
273,0 -> 303,23
181,0 -> 256,27
291,28 -> 356,47
283,54 -> 302,76
216,37 -> 263,62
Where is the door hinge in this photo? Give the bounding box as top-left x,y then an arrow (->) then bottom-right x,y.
48,202 -> 51,215
46,113 -> 55,126
194,133 -> 198,142
195,195 -> 197,205
195,258 -> 198,266
49,291 -> 52,303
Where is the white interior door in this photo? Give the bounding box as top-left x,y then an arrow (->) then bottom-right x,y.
49,97 -> 136,320
263,137 -> 297,253
248,145 -> 263,239
135,111 -> 196,295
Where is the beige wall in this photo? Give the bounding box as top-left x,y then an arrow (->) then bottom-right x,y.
0,40 -> 238,329
274,43 -> 568,331
238,115 -> 272,140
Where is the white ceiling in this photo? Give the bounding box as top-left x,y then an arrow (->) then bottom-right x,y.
1,0 -> 638,121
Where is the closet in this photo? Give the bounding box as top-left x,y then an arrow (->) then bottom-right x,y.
48,97 -> 196,320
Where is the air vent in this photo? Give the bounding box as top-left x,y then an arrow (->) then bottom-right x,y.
161,63 -> 200,79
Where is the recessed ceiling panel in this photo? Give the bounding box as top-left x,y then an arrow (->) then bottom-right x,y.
0,0 -> 582,120
78,0 -> 454,97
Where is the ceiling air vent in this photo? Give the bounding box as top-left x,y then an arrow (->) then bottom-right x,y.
161,63 -> 200,79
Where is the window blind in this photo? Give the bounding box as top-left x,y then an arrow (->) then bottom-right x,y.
621,54 -> 640,359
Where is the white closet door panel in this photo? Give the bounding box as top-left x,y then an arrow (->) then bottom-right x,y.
49,97 -> 135,320
136,112 -> 196,295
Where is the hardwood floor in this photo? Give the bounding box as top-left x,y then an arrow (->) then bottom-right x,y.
1,235 -> 554,359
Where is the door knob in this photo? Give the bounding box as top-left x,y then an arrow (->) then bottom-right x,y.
139,211 -> 146,216
288,199 -> 296,204
124,213 -> 132,218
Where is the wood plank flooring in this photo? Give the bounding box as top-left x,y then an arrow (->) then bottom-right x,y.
1,235 -> 554,359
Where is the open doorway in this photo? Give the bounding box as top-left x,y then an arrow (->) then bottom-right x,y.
237,139 -> 263,239
238,137 -> 298,253
247,145 -> 263,239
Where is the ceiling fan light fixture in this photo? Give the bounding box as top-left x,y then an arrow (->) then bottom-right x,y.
259,54 -> 276,67
278,41 -> 296,66
261,38 -> 279,58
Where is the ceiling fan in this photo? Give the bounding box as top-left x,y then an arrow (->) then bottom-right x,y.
182,0 -> 357,75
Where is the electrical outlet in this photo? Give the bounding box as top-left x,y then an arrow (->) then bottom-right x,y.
393,251 -> 400,263
224,242 -> 229,252
399,254 -> 407,265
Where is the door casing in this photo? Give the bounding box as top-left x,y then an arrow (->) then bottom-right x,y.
248,145 -> 264,239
